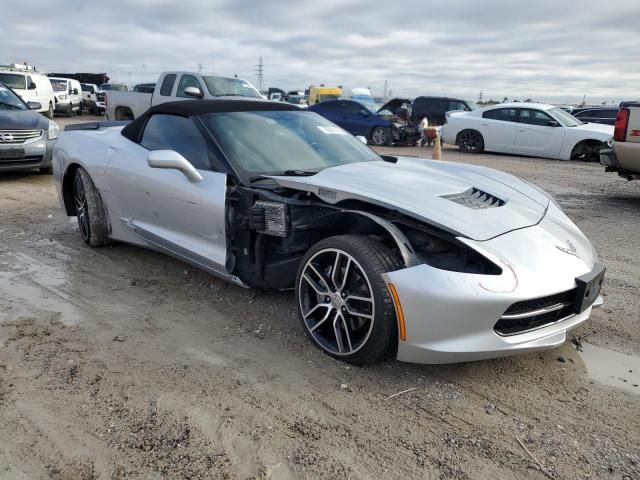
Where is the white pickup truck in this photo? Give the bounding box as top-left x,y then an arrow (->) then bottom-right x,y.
600,102 -> 640,180
105,71 -> 265,120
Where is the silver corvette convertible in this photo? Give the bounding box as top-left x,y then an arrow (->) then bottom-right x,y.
53,101 -> 605,364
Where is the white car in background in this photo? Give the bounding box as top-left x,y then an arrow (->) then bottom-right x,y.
441,103 -> 613,161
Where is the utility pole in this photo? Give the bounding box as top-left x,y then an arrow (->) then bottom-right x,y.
255,57 -> 264,92
198,63 -> 203,74
383,80 -> 388,98
478,90 -> 484,104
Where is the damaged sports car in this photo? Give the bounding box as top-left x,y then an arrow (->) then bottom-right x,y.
53,101 -> 605,364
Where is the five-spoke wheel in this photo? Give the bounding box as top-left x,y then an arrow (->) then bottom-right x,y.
296,235 -> 402,364
457,129 -> 484,154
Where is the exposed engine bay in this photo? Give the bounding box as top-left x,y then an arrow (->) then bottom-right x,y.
377,98 -> 422,145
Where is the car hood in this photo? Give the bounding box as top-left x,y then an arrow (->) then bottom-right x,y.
0,109 -> 49,130
573,122 -> 614,136
270,157 -> 550,241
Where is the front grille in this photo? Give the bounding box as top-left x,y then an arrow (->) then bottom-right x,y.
0,156 -> 43,167
442,187 -> 504,209
494,289 -> 576,336
0,129 -> 43,144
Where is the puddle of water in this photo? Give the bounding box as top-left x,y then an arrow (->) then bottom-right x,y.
577,343 -> 640,394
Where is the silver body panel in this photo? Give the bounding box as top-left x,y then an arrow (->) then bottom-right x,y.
54,128 -> 603,364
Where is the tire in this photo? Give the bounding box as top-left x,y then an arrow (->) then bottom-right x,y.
296,235 -> 403,365
457,129 -> 484,153
77,103 -> 83,115
370,126 -> 390,146
67,103 -> 74,117
46,102 -> 54,119
39,166 -> 53,175
73,168 -> 110,247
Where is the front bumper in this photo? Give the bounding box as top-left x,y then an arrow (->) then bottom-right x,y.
600,148 -> 619,168
0,133 -> 54,172
383,204 -> 602,364
54,98 -> 72,113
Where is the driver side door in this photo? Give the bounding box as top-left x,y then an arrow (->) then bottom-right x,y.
107,114 -> 229,275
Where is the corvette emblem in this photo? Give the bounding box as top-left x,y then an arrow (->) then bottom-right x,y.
556,240 -> 580,258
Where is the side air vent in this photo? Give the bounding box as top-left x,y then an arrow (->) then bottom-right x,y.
441,188 -> 504,209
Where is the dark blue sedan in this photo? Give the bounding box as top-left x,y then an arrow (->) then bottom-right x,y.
309,100 -> 392,145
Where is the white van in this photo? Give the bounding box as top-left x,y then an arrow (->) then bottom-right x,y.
0,70 -> 55,118
49,77 -> 83,116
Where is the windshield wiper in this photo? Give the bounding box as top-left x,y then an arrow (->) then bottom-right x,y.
0,101 -> 23,110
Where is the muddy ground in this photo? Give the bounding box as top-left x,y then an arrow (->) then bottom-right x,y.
0,115 -> 639,480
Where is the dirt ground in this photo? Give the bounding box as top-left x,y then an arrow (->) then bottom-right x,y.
1,115 -> 639,480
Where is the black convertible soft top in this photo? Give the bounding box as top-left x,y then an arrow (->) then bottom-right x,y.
121,100 -> 301,142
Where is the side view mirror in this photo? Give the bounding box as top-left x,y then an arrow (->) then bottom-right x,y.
27,101 -> 42,110
147,150 -> 203,182
28,82 -> 37,90
72,88 -> 78,95
184,86 -> 203,99
547,120 -> 560,127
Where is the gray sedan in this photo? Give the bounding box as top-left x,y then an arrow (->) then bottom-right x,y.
52,100 -> 605,365
0,81 -> 60,173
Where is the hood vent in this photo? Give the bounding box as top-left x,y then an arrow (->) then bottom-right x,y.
441,188 -> 504,209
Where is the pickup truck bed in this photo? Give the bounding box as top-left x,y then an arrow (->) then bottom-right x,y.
600,105 -> 640,180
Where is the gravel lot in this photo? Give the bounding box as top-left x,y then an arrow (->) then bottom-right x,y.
0,115 -> 639,479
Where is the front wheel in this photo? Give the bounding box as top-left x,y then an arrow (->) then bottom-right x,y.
370,126 -> 390,146
457,129 -> 484,153
296,235 -> 403,365
73,168 -> 111,247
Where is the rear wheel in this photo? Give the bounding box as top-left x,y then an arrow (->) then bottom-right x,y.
296,235 -> 402,365
457,129 -> 484,153
73,168 -> 110,246
370,126 -> 390,146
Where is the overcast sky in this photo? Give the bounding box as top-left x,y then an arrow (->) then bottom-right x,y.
2,0 -> 638,104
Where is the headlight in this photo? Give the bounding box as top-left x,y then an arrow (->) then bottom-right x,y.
48,121 -> 61,140
58,94 -> 68,100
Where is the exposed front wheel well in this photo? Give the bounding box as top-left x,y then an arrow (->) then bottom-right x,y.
570,139 -> 606,162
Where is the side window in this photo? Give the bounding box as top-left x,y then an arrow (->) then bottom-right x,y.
519,109 -> 553,126
449,101 -> 466,111
159,74 -> 177,96
176,75 -> 203,98
483,108 -> 517,122
140,114 -> 211,170
603,109 -> 619,118
344,102 -> 362,114
573,110 -> 587,118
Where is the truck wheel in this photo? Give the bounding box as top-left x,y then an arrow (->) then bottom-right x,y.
67,103 -> 74,117
457,129 -> 484,153
73,168 -> 111,247
370,126 -> 390,146
296,235 -> 403,365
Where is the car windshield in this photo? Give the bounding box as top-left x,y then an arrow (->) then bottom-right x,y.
100,84 -> 127,91
465,101 -> 478,111
0,73 -> 26,90
549,107 -> 583,127
201,110 -> 380,178
50,79 -> 68,91
319,94 -> 340,102
0,83 -> 28,110
202,76 -> 263,98
81,84 -> 94,93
